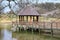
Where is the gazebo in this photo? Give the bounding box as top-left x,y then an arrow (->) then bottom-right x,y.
18,6 -> 40,25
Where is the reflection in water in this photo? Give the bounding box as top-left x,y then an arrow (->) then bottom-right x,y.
0,28 -> 17,40
0,29 -> 2,40
1,29 -> 12,40
0,23 -> 17,40
0,24 -> 60,40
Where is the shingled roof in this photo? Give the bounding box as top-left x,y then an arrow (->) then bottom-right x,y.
18,6 -> 40,16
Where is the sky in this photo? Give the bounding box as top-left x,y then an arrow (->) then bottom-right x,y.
1,0 -> 60,14
1,0 -> 20,14
39,0 -> 60,3
30,0 -> 60,3
14,0 -> 60,3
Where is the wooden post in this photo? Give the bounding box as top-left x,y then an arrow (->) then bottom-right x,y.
39,24 -> 41,35
37,16 -> 38,22
44,22 -> 45,30
51,22 -> 53,40
19,16 -> 20,24
32,24 -> 34,40
32,24 -> 33,34
16,15 -> 18,27
56,22 -> 58,30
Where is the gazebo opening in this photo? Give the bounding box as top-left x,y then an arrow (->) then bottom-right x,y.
19,16 -> 39,22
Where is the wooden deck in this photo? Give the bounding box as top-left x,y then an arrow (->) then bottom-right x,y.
17,21 -> 60,29
11,21 -> 60,38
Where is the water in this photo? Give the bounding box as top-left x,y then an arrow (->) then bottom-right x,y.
0,23 -> 17,40
0,28 -> 17,40
1,29 -> 12,40
0,23 -> 60,40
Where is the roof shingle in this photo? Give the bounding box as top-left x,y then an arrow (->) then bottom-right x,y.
18,6 -> 40,16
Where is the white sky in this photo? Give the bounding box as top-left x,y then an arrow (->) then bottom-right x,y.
1,0 -> 60,13
1,0 -> 20,14
1,0 -> 9,7
3,6 -> 11,13
39,0 -> 60,3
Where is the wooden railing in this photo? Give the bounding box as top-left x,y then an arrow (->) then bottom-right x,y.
18,21 -> 60,29
12,21 -> 60,29
12,21 -> 60,38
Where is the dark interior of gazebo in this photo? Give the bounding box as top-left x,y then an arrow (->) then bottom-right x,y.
19,15 -> 39,23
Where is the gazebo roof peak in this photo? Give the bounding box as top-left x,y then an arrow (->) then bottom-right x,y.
18,6 -> 40,16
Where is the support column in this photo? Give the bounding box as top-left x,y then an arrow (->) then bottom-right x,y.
27,16 -> 28,22
19,16 -> 20,24
37,16 -> 38,22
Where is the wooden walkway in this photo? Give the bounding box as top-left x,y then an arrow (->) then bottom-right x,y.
12,21 -> 60,38
17,21 -> 60,29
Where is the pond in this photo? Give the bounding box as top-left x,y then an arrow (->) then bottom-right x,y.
0,23 -> 60,40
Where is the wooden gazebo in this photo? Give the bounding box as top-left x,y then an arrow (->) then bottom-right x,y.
18,6 -> 40,25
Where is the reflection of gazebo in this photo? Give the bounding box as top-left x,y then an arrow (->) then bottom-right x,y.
18,6 -> 40,25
